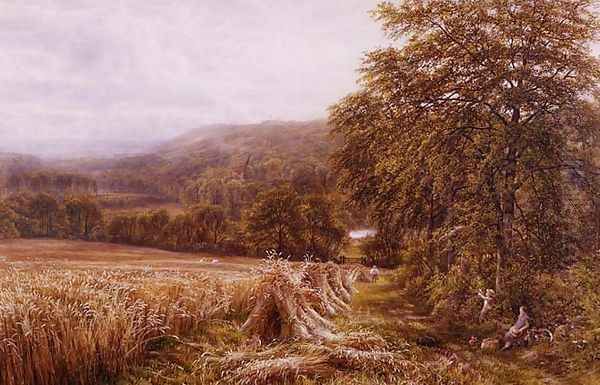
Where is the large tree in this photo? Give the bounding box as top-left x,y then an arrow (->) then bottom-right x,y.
244,186 -> 305,256
189,204 -> 228,247
64,195 -> 102,240
29,193 -> 61,237
0,201 -> 19,239
301,194 -> 347,260
331,0 -> 600,292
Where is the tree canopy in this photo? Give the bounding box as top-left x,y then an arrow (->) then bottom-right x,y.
331,0 -> 600,291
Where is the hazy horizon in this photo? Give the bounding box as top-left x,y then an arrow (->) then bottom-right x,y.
0,119 -> 328,159
0,1 -> 385,156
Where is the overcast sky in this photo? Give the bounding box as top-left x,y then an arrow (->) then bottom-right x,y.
0,0 -> 385,149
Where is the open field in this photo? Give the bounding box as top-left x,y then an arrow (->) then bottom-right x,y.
0,239 -> 259,279
96,192 -> 185,219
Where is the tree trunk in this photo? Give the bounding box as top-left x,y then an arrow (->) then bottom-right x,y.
497,175 -> 516,292
497,126 -> 518,292
277,225 -> 284,254
427,194 -> 435,264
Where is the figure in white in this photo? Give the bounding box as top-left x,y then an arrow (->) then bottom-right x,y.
477,288 -> 495,322
369,265 -> 380,282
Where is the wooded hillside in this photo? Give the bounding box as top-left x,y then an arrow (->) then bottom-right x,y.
0,120 -> 352,260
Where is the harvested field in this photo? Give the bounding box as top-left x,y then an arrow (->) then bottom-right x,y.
0,239 -> 259,279
0,245 -> 396,385
1,243 -> 577,385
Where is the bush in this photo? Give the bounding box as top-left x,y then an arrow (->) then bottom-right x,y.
427,260 -> 492,326
572,254 -> 600,331
401,252 -> 580,329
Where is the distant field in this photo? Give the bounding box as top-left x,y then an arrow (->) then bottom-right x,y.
96,192 -> 185,218
103,202 -> 185,220
0,239 -> 259,280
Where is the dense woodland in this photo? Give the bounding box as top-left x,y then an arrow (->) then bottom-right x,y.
330,0 -> 600,359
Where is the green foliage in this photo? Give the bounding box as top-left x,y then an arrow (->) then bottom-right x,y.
572,254 -> 600,332
243,186 -> 305,256
358,212 -> 406,267
300,194 -> 347,260
106,205 -> 242,253
427,260 -> 491,326
242,188 -> 348,259
330,0 -> 600,294
360,236 -> 401,268
400,251 -> 581,328
0,201 -> 19,239
64,195 -> 103,240
1,193 -> 106,240
189,204 -> 228,246
107,214 -> 137,244
28,193 -> 62,237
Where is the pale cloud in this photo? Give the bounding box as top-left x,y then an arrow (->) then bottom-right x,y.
0,0 -> 385,150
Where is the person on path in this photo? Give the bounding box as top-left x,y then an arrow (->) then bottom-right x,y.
369,265 -> 380,282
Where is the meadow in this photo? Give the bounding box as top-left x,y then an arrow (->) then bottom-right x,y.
0,239 -> 257,277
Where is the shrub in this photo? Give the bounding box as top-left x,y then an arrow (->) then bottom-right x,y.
427,261 -> 491,326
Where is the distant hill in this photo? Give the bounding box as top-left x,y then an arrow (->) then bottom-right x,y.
32,120 -> 335,200
0,120 -> 337,205
0,138 -> 159,159
156,120 -> 331,159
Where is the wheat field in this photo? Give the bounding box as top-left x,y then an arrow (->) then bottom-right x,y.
0,241 -> 403,385
0,265 -> 232,385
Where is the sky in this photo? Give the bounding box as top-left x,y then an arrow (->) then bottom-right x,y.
0,0 -> 385,154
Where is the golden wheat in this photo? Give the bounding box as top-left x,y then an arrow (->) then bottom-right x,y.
0,266 -> 230,385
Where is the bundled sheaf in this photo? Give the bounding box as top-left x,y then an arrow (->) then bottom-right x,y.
214,259 -> 414,385
209,340 -> 415,385
240,259 -> 359,343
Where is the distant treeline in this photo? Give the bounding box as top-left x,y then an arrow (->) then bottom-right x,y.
0,193 -> 102,239
107,187 -> 347,258
7,171 -> 97,196
0,187 -> 347,260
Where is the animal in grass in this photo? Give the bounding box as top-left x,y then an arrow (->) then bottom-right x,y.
501,306 -> 531,350
477,288 -> 496,322
369,265 -> 380,282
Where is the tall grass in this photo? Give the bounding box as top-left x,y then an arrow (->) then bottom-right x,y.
0,266 -> 230,385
